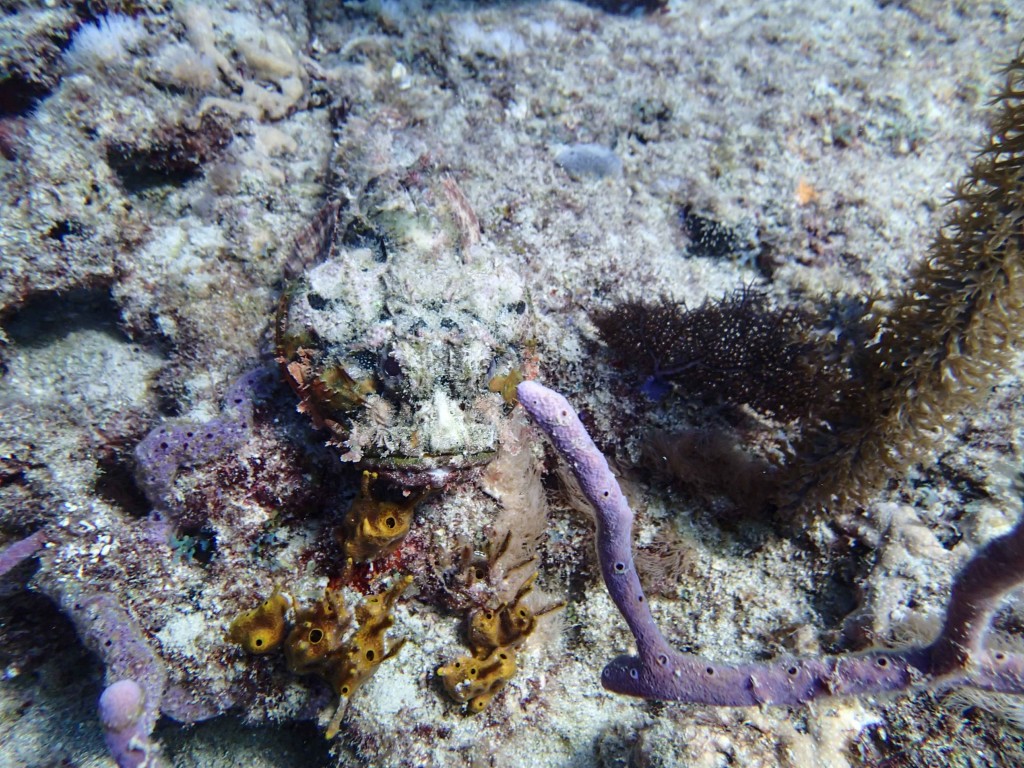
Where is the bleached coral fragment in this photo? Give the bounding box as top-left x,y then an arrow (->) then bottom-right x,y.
450,19 -> 526,58
176,3 -> 307,123
151,42 -> 218,91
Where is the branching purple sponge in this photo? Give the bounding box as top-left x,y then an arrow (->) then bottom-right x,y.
516,380 -> 1024,705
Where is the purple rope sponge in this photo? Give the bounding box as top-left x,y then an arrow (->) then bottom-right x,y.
99,679 -> 165,768
0,530 -> 47,578
38,584 -> 169,764
516,380 -> 1024,705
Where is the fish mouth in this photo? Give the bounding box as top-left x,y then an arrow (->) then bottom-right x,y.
360,449 -> 497,471
359,450 -> 498,490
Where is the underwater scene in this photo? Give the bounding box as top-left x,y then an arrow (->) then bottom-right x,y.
2,0 -> 1024,765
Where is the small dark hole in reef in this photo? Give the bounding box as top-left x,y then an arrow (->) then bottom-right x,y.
105,115 -> 232,194
385,516 -> 396,529
788,666 -> 798,676
706,667 -> 714,675
342,217 -> 388,262
4,286 -> 123,346
46,219 -> 84,243
381,353 -> 402,379
0,73 -> 53,118
255,638 -> 264,647
876,657 -> 888,668
95,453 -> 150,518
583,0 -> 669,17
307,292 -> 329,311
309,629 -> 324,644
366,650 -> 375,661
172,524 -> 218,565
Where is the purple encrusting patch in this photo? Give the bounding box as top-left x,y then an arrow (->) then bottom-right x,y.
134,367 -> 274,515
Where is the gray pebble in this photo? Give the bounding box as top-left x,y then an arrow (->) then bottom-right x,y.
554,143 -> 623,180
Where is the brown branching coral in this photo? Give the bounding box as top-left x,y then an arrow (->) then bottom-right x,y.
593,286 -> 846,422
780,46 -> 1024,511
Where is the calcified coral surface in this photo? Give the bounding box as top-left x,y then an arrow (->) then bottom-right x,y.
3,1 -> 1024,767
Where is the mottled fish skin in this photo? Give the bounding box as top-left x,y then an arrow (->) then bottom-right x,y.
275,171 -> 527,482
